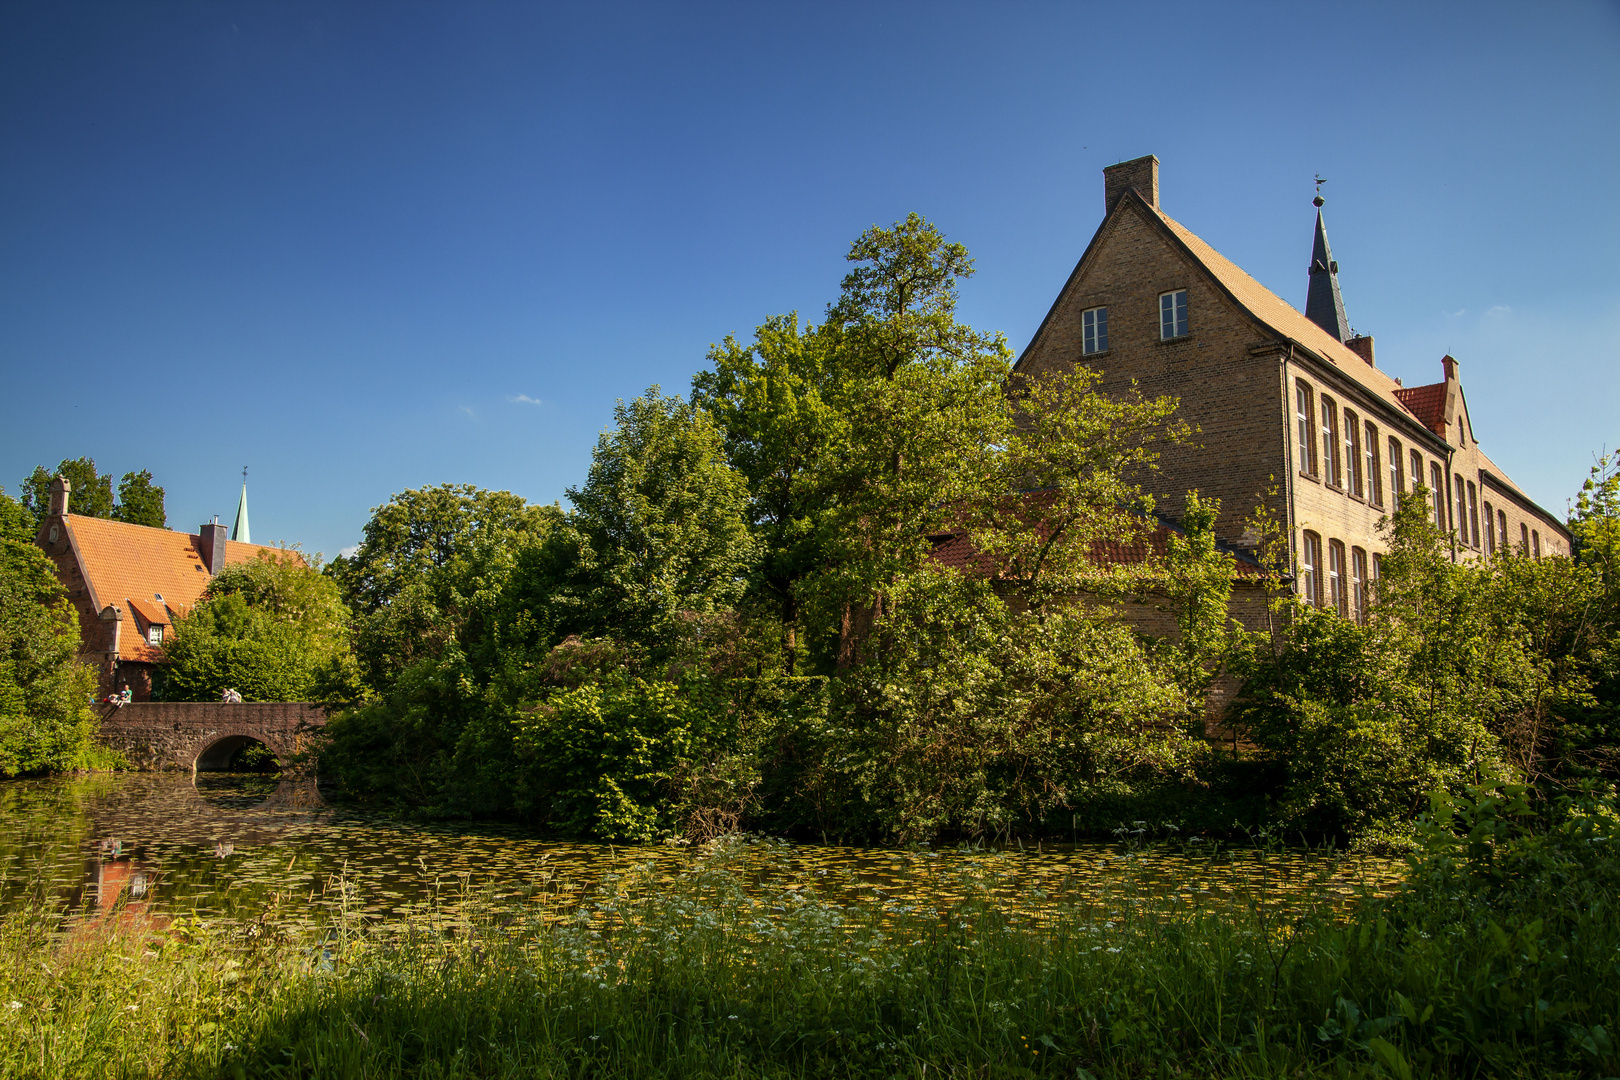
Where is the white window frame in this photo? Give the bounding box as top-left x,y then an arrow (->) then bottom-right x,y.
1301,532 -> 1321,607
1344,410 -> 1363,497
1321,398 -> 1340,487
1365,422 -> 1382,506
1328,540 -> 1347,616
1159,289 -> 1189,340
1296,383 -> 1316,475
1081,306 -> 1109,355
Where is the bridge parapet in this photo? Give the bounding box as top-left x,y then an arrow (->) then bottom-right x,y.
97,701 -> 326,772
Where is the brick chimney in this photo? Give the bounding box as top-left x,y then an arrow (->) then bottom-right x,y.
198,518 -> 227,576
1103,155 -> 1159,212
1346,334 -> 1375,366
49,476 -> 70,516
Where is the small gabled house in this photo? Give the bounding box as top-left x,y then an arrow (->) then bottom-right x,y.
33,476 -> 290,700
1014,155 -> 1570,615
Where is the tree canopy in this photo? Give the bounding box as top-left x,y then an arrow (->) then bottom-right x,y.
19,458 -> 166,529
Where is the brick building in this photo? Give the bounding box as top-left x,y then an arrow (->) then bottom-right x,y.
1014,155 -> 1570,614
33,477 -> 291,700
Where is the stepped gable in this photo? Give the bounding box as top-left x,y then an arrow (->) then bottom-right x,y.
60,514 -> 292,662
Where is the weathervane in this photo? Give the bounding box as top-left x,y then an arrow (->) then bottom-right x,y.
1313,174 -> 1327,208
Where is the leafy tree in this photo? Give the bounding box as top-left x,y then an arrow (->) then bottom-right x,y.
163,550 -> 352,703
328,484 -> 560,693
21,458 -> 113,524
538,388 -> 756,655
112,470 -> 166,528
19,459 -> 166,528
0,488 -> 98,775
692,315 -> 847,670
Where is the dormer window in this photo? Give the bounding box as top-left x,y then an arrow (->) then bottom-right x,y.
1159,290 -> 1189,339
147,626 -> 163,645
1081,306 -> 1108,354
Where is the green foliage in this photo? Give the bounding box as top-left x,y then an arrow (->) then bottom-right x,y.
328,484 -> 560,695
111,469 -> 166,528
817,569 -> 1195,842
549,388 -> 757,655
6,786 -> 1617,1079
163,550 -> 351,703
0,490 -> 98,776
19,458 -> 165,528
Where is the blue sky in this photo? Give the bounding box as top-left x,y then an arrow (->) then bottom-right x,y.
2,1 -> 1616,559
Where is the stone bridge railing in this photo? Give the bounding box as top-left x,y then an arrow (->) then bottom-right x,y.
96,701 -> 326,772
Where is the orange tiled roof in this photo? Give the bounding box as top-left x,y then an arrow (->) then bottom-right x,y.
125,596 -> 171,627
1392,382 -> 1447,436
60,515 -> 297,662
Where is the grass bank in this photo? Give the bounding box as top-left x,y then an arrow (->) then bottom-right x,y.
2,785 -> 1616,1079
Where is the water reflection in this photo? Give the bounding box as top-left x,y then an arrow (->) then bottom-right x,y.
0,773 -> 1402,936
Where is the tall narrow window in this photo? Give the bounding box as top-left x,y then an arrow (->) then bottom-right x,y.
1499,509 -> 1508,553
1411,450 -> 1424,498
1521,523 -> 1530,553
1389,437 -> 1403,500
1295,382 -> 1317,475
1431,462 -> 1446,528
1467,482 -> 1480,549
1328,541 -> 1347,616
1351,548 -> 1368,623
1372,552 -> 1383,588
1345,410 -> 1363,497
1081,306 -> 1108,355
1159,289 -> 1189,339
1532,530 -> 1541,558
1484,501 -> 1496,555
1301,532 -> 1321,606
1322,398 -> 1340,487
1455,476 -> 1468,542
1365,422 -> 1382,506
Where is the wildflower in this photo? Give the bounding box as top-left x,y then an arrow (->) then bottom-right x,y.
6,1001 -> 21,1011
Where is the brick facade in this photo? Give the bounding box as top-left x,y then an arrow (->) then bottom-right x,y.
1016,156 -> 1570,610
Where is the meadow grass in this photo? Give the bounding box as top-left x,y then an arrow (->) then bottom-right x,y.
2,791 -> 1616,1079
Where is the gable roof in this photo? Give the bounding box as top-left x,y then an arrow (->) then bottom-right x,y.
59,514 -> 295,662
1393,382 -> 1447,436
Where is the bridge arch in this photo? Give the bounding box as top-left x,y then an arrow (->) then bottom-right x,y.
95,702 -> 325,773
194,732 -> 280,772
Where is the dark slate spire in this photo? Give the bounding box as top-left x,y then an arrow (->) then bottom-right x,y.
1305,192 -> 1350,342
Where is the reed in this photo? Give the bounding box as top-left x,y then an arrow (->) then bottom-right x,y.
2,789 -> 1615,1079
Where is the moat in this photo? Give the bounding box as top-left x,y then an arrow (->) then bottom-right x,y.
0,772 -> 1399,933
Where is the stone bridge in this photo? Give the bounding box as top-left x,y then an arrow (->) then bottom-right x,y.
96,701 -> 326,772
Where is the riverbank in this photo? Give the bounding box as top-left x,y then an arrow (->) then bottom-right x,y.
3,785 -> 1616,1079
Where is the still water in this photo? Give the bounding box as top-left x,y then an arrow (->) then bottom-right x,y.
0,773 -> 1401,932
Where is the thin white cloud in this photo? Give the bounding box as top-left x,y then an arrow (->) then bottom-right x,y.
1447,308 -> 1467,318
1486,304 -> 1512,315
459,405 -> 477,420
508,394 -> 543,406
339,545 -> 359,559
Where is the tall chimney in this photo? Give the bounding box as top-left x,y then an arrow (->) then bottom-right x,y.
49,476 -> 71,516
198,518 -> 227,576
1346,335 -> 1375,366
1103,155 -> 1160,212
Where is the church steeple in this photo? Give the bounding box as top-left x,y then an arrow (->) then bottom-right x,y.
1305,180 -> 1350,343
231,468 -> 250,544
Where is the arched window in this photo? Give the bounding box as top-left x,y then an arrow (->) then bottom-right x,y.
1328,540 -> 1347,616
1300,532 -> 1321,607
1484,501 -> 1496,555
1295,382 -> 1317,475
1322,399 -> 1340,487
1351,548 -> 1369,623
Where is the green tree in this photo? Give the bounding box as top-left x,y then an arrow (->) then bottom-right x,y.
112,470 -> 166,528
328,484 -> 560,694
19,459 -> 166,529
548,388 -> 756,655
21,458 -> 114,524
0,488 -> 98,775
163,550 -> 352,703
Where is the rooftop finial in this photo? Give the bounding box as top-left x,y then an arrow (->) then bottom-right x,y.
1313,174 -> 1326,208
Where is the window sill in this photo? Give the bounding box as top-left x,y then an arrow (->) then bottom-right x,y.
1299,470 -> 1320,483
1081,349 -> 1111,360
1158,334 -> 1193,346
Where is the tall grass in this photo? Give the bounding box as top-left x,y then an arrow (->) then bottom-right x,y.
2,785 -> 1616,1079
